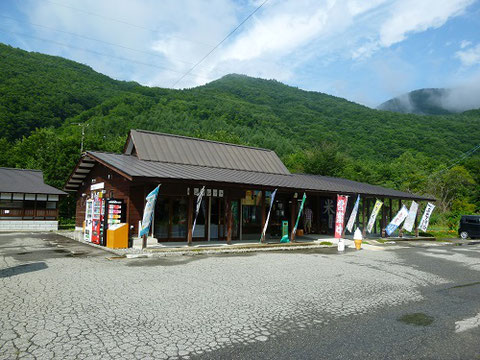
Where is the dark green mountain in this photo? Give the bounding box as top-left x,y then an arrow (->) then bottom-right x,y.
0,43 -> 479,220
377,88 -> 480,115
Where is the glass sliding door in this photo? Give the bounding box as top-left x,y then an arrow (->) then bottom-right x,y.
154,198 -> 169,239
154,196 -> 188,240
171,197 -> 187,238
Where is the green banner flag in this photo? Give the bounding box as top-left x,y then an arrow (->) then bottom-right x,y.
292,192 -> 307,238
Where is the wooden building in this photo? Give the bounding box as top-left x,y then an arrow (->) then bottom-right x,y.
0,167 -> 66,231
65,129 -> 434,244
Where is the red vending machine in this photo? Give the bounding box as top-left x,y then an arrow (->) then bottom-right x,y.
91,196 -> 105,245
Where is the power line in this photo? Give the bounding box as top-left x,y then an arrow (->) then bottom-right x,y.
432,142 -> 480,177
0,28 -> 209,79
171,0 -> 270,88
39,0 -> 215,47
0,14 -> 194,66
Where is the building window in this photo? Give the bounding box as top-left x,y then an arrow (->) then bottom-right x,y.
46,202 -> 57,210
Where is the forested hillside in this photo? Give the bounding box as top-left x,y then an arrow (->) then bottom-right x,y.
0,43 -> 479,225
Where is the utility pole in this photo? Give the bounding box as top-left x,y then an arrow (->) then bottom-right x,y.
74,123 -> 89,153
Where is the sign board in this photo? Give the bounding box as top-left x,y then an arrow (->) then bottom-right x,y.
91,182 -> 105,191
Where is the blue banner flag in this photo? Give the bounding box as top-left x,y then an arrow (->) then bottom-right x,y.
140,185 -> 161,237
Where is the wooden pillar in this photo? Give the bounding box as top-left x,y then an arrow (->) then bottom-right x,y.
187,188 -> 194,245
261,191 -> 266,243
290,196 -> 296,242
389,198 -> 393,222
362,197 -> 367,238
226,196 -> 232,245
381,198 -> 386,238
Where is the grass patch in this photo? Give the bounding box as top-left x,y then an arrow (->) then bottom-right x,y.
319,241 -> 333,246
376,239 -> 388,243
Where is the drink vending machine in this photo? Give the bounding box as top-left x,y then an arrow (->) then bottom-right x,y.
102,199 -> 126,246
84,199 -> 94,242
91,195 -> 104,245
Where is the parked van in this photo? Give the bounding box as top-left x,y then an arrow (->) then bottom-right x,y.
458,215 -> 480,239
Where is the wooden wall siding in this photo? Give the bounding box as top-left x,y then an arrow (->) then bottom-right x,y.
129,185 -> 145,236
74,163 -> 131,228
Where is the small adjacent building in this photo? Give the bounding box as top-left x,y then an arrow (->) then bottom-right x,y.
65,129 -> 435,244
0,167 -> 66,231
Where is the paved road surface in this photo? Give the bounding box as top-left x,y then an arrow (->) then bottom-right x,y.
0,232 -> 479,359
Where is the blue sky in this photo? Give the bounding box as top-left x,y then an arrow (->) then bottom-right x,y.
1,0 -> 480,107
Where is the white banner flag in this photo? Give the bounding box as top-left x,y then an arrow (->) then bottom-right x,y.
367,200 -> 383,233
385,205 -> 409,236
418,202 -> 435,232
192,186 -> 205,236
346,195 -> 360,233
402,201 -> 418,232
260,189 -> 277,242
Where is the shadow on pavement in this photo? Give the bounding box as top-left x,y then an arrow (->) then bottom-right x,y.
0,262 -> 48,278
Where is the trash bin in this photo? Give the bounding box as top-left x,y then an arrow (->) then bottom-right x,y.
106,223 -> 129,249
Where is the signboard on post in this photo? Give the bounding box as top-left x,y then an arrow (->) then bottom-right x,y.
334,195 -> 348,239
367,199 -> 383,233
418,202 -> 435,232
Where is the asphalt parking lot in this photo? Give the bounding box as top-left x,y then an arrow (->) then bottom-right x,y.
1,232 -> 479,359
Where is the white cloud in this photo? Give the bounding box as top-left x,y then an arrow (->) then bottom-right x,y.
379,0 -> 473,47
11,0 -> 475,95
460,40 -> 472,49
455,43 -> 480,67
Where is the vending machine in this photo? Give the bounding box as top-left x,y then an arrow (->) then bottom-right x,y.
91,196 -> 105,245
84,199 -> 94,242
102,199 -> 126,246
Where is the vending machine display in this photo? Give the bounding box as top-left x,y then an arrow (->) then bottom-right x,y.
84,199 -> 94,242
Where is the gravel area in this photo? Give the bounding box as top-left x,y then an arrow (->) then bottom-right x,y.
0,232 -> 449,359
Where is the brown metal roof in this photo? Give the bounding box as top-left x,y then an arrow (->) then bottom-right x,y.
0,167 -> 66,195
67,151 -> 434,201
126,129 -> 290,175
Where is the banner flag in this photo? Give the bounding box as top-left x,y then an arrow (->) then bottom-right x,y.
346,195 -> 360,233
192,186 -> 206,236
292,192 -> 307,238
418,202 -> 435,232
334,195 -> 349,239
140,185 -> 161,237
402,201 -> 419,232
260,189 -> 277,242
385,205 -> 409,236
367,199 -> 383,233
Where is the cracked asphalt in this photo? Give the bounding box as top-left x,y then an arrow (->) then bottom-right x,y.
1,232 -> 479,359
